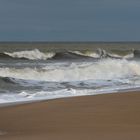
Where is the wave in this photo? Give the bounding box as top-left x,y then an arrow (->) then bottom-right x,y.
0,77 -> 17,84
0,48 -> 139,61
70,50 -> 102,58
107,53 -> 134,59
4,49 -> 55,60
0,59 -> 140,82
3,49 -> 96,60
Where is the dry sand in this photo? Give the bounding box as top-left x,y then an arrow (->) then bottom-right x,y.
0,91 -> 140,140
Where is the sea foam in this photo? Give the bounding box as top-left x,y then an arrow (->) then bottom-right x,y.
5,49 -> 55,60
0,59 -> 139,81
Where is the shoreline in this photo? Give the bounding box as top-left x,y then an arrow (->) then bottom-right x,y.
0,91 -> 140,140
0,87 -> 140,108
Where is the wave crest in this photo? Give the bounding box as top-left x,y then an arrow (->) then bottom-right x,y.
0,48 -> 137,60
71,50 -> 101,58
0,48 -> 139,61
4,49 -> 55,60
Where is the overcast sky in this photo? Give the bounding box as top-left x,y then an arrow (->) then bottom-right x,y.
0,0 -> 140,41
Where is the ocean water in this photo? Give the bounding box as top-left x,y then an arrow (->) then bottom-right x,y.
0,42 -> 140,105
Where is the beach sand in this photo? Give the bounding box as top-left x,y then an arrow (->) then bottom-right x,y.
0,91 -> 140,140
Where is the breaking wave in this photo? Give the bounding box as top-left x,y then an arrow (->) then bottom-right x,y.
0,49 -> 139,60
0,59 -> 140,81
4,49 -> 55,60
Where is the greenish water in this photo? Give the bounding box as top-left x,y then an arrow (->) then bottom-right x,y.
0,42 -> 140,52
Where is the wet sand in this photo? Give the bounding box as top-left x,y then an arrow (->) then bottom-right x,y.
0,91 -> 140,140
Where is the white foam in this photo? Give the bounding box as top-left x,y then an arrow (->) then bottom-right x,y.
0,59 -> 140,82
5,49 -> 55,60
0,89 -> 106,104
108,52 -> 134,59
0,99 -> 8,103
1,82 -> 139,104
72,50 -> 101,58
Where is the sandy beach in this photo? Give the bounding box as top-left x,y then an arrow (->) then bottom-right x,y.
0,91 -> 140,140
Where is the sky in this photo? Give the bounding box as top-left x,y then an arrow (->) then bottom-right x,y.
0,0 -> 140,41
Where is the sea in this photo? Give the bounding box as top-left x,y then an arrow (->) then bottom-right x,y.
0,42 -> 140,105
